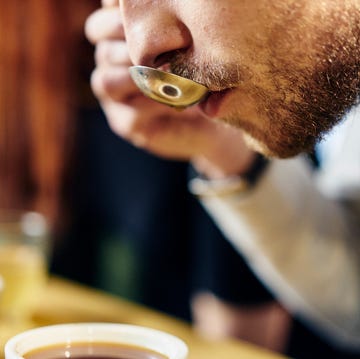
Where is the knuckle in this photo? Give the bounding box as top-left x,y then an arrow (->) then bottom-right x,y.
94,42 -> 108,65
95,41 -> 128,66
90,66 -> 130,101
101,0 -> 118,7
84,11 -> 101,44
90,68 -> 105,98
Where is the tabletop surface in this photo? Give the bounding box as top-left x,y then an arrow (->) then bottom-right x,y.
0,276 -> 289,359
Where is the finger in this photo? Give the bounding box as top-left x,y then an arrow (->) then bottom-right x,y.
91,66 -> 139,102
99,97 -> 168,149
102,0 -> 118,7
95,40 -> 131,66
104,102 -> 198,159
85,7 -> 124,44
100,99 -> 138,138
99,97 -> 159,149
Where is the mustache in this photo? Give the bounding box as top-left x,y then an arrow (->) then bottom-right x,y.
168,52 -> 249,91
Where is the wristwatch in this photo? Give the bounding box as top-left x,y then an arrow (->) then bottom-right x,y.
189,153 -> 269,197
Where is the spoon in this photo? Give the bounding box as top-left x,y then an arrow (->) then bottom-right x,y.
129,66 -> 209,109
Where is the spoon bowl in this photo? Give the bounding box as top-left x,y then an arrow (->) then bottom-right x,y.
129,66 -> 209,109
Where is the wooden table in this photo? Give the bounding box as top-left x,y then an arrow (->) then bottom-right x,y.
0,277 -> 289,359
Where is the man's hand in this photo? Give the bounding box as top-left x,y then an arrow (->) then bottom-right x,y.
85,4 -> 257,179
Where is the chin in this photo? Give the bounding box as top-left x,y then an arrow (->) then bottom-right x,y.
242,133 -> 274,158
243,130 -> 311,158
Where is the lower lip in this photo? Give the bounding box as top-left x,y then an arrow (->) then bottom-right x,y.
198,89 -> 231,118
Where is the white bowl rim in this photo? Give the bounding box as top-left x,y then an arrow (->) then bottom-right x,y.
4,323 -> 188,359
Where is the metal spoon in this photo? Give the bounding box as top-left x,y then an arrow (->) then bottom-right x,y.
129,66 -> 209,109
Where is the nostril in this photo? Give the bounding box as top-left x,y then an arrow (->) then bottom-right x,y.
154,50 -> 181,69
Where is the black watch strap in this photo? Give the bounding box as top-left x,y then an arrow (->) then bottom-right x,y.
188,154 -> 269,197
242,153 -> 269,186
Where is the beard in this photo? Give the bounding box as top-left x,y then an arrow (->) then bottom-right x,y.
169,4 -> 360,158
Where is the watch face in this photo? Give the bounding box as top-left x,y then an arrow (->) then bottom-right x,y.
189,176 -> 249,197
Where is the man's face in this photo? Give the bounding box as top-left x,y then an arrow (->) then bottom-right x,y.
120,0 -> 360,157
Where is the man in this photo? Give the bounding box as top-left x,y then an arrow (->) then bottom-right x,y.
86,0 -> 360,355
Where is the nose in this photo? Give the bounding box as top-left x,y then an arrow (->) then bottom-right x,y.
120,1 -> 192,67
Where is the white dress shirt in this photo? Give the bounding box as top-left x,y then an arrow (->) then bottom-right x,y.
189,106 -> 360,350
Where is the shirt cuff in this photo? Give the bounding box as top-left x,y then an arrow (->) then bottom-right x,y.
189,154 -> 269,197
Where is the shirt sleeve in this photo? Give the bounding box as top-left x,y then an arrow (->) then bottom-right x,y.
189,110 -> 360,351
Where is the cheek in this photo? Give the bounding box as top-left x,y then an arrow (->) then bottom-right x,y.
179,2 -> 265,61
217,86 -> 270,131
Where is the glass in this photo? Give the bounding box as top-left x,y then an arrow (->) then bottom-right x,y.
0,210 -> 49,325
5,323 -> 188,359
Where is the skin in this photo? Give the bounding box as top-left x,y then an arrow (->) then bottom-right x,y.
86,2 -> 256,179
86,0 -> 360,176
